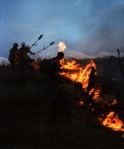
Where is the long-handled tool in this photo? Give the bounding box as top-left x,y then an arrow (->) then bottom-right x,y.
30,34 -> 44,48
35,41 -> 55,54
117,48 -> 124,78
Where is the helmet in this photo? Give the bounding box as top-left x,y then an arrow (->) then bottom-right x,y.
57,52 -> 64,59
13,43 -> 18,47
21,42 -> 25,46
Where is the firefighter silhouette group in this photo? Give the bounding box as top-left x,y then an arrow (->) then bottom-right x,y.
9,42 -> 35,70
8,41 -> 65,79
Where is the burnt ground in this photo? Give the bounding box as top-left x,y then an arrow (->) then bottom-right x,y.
0,59 -> 124,149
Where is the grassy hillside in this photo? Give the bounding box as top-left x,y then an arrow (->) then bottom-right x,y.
0,59 -> 124,149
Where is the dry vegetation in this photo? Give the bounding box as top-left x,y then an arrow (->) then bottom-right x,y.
0,57 -> 124,149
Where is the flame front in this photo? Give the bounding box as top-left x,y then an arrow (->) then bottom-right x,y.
100,112 -> 124,132
60,59 -> 96,90
59,58 -> 124,133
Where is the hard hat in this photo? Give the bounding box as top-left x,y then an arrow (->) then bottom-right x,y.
13,43 -> 18,47
21,42 -> 25,46
57,52 -> 64,59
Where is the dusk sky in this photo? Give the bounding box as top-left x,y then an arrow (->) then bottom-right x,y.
0,0 -> 124,57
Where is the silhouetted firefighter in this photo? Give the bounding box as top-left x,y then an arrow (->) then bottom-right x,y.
19,42 -> 25,54
40,52 -> 64,79
86,66 -> 96,95
8,43 -> 20,70
51,51 -> 64,71
19,44 -> 35,71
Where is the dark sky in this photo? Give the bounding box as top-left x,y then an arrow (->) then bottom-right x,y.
0,0 -> 124,57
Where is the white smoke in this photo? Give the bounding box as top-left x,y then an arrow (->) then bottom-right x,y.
0,57 -> 10,66
57,41 -> 67,52
34,41 -> 90,60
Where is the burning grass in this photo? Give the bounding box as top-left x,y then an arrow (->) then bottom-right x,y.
99,112 -> 124,132
0,57 -> 124,148
59,58 -> 124,133
60,59 -> 96,90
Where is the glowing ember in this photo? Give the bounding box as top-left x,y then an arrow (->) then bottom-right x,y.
58,41 -> 66,52
79,100 -> 84,106
89,88 -> 100,101
100,112 -> 124,132
31,61 -> 40,71
111,99 -> 118,106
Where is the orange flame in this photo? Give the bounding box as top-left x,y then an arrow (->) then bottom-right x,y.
60,59 -> 96,90
89,88 -> 100,101
100,112 -> 124,132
